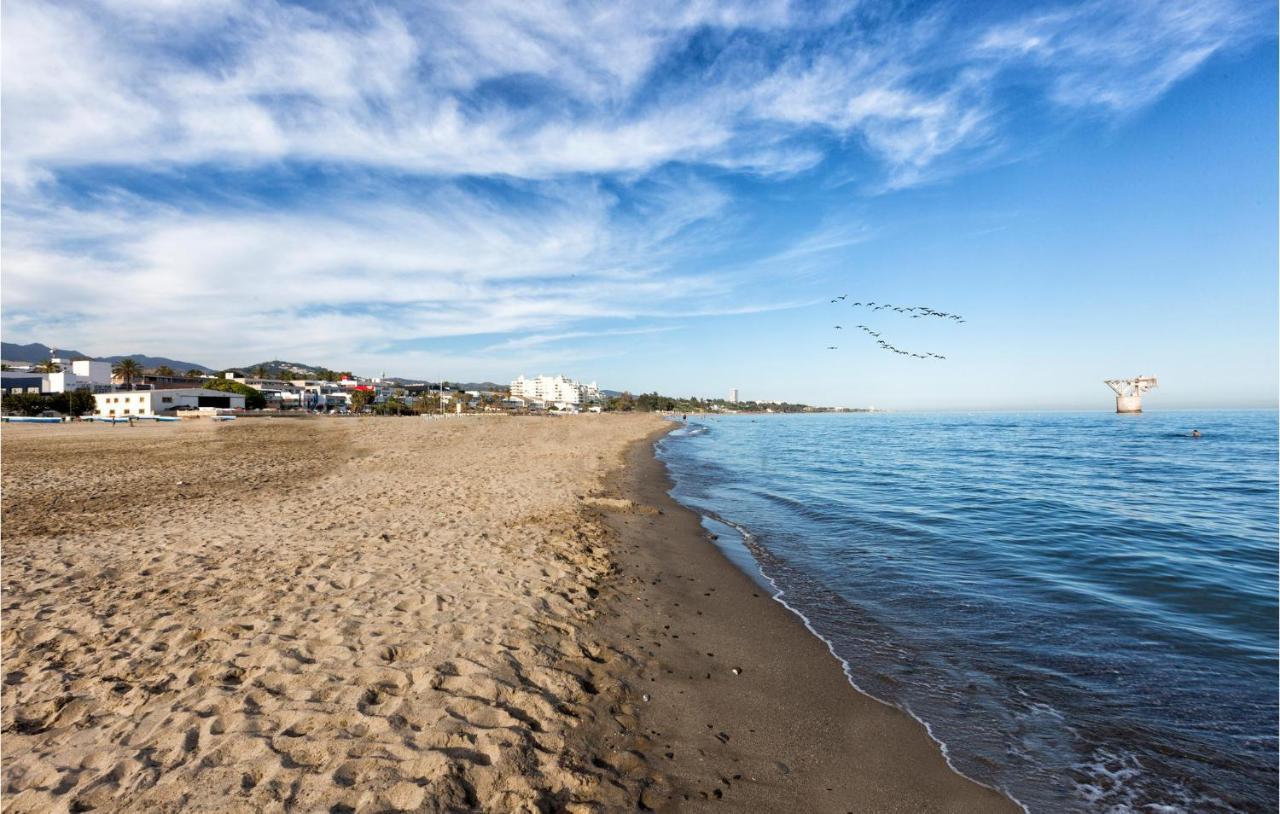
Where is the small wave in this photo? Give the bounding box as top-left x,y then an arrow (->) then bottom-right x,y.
664,422 -> 711,438
654,410 -> 1278,813
1070,747 -> 1238,814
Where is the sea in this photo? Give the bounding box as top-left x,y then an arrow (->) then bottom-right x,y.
656,410 -> 1278,813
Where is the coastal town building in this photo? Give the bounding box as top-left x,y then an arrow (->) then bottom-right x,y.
509,374 -> 601,409
729,388 -> 739,403
136,372 -> 208,390
1,372 -> 45,395
289,380 -> 352,411
46,358 -> 114,393
92,388 -> 246,417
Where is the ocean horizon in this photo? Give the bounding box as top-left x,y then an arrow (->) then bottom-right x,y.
658,409 -> 1278,812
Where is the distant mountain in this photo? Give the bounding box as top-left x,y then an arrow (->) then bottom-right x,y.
1,341 -> 213,372
1,342 -> 90,363
235,360 -> 330,378
97,354 -> 213,372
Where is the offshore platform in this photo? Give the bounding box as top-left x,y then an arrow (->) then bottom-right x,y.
1104,376 -> 1158,413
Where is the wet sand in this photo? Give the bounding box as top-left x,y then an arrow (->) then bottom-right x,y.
578,424 -> 1020,812
2,415 -> 1016,812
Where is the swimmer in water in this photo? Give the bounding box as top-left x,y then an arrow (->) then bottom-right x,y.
1191,429 -> 1201,438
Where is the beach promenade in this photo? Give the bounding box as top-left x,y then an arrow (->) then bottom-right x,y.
1,416 -> 1013,812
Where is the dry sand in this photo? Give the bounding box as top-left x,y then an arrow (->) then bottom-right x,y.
2,415 -> 1016,813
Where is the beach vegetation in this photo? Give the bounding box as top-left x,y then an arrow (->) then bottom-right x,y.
372,398 -> 413,415
350,388 -> 376,412
152,365 -> 176,376
2,390 -> 94,416
34,359 -> 63,373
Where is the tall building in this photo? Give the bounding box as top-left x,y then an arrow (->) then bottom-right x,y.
510,374 -> 601,407
729,388 -> 739,403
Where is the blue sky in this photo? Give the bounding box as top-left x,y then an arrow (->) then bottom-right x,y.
2,0 -> 1275,409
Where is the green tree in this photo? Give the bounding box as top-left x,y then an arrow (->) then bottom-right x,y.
350,389 -> 376,412
66,390 -> 94,415
185,368 -> 204,378
112,358 -> 142,387
0,391 -> 92,416
34,359 -> 62,373
2,393 -> 48,416
254,364 -> 268,379
153,365 -> 175,377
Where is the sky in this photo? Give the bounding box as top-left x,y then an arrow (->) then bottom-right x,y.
2,0 -> 1276,409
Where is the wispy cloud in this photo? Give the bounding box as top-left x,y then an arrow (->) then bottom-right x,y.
1,174 -> 747,367
1,0 -> 1266,374
978,0 -> 1267,113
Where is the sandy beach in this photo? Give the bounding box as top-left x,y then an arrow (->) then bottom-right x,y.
2,415 -> 1015,812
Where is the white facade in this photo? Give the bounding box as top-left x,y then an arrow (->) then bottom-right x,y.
46,359 -> 114,393
93,388 -> 246,417
728,388 -> 739,403
510,374 -> 601,407
290,381 -> 352,411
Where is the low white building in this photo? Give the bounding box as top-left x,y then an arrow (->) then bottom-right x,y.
93,388 -> 245,417
510,374 -> 601,408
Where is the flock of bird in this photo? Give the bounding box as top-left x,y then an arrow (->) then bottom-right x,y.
824,296 -> 961,359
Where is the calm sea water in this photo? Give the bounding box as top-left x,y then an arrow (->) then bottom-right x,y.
656,410 -> 1278,813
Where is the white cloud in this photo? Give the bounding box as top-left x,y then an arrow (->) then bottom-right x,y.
0,176 -> 768,370
978,0 -> 1266,112
6,0 -> 1260,185
0,0 -> 1266,373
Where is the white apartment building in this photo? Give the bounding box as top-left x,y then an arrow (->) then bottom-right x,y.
93,388 -> 246,417
290,381 -> 352,411
729,388 -> 739,403
510,374 -> 601,408
45,358 -> 114,393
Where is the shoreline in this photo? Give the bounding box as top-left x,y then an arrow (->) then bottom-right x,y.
4,416 -> 1019,812
586,423 -> 1020,811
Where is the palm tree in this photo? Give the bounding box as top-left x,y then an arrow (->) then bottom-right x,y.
153,365 -> 175,377
35,359 -> 62,373
254,364 -> 268,379
112,358 -> 142,388
185,368 -> 204,378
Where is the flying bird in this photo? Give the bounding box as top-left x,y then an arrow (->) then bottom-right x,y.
826,346 -> 838,350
